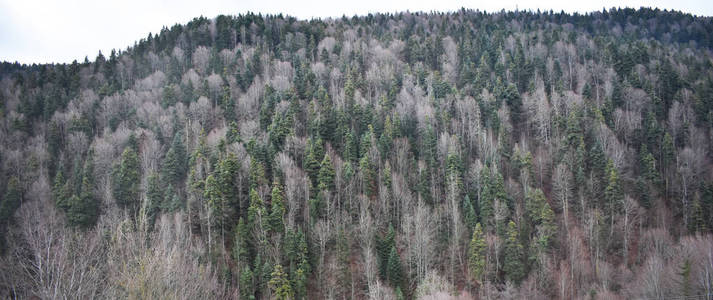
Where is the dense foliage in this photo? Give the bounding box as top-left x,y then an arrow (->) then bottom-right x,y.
1,7 -> 713,299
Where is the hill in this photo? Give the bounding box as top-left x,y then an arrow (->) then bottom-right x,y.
1,8 -> 713,299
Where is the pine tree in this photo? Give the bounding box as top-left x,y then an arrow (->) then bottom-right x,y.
387,245 -> 403,288
377,224 -> 396,279
468,223 -> 487,282
318,153 -> 335,191
113,147 -> 140,213
145,172 -> 162,229
248,188 -> 267,246
0,177 -> 21,224
268,181 -> 285,234
240,266 -> 255,300
463,195 -> 478,230
269,264 -> 293,300
163,133 -> 188,184
68,157 -> 99,228
503,220 -> 525,283
204,174 -> 224,231
336,229 -> 352,297
479,166 -> 493,227
304,138 -> 322,186
53,170 -> 72,212
360,154 -> 378,199
604,159 -> 623,219
640,146 -> 659,183
234,217 -> 251,263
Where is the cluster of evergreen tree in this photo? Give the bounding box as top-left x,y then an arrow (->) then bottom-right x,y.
2,7 -> 713,299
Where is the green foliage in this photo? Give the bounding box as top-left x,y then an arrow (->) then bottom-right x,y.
303,138 -> 323,186
0,177 -> 21,224
503,220 -> 525,283
248,189 -> 267,237
318,153 -> 335,191
269,264 -> 293,300
145,172 -> 161,229
162,133 -> 188,184
468,223 -> 487,282
377,224 -> 396,280
268,181 -> 285,234
386,245 -> 403,287
113,147 -> 141,213
67,156 -> 99,228
240,266 -> 255,300
604,159 -> 623,216
527,189 -> 556,249
53,170 -> 72,212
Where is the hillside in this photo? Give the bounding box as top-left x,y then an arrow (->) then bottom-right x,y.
1,8 -> 713,299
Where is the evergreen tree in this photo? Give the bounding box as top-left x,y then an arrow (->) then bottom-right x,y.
503,220 -> 525,283
419,166 -> 433,205
234,217 -> 251,263
386,245 -> 403,288
377,224 -> 396,279
53,170 -> 72,212
113,147 -> 140,213
240,266 -> 255,300
248,188 -> 267,246
479,166 -> 493,227
318,153 -> 335,191
145,172 -> 162,230
604,159 -> 623,219
303,138 -> 322,186
463,195 -> 478,230
468,223 -> 487,282
269,264 -> 293,300
0,177 -> 21,224
268,181 -> 285,234
163,133 -> 188,184
68,157 -> 99,228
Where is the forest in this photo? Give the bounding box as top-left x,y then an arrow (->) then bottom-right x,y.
1,7 -> 713,299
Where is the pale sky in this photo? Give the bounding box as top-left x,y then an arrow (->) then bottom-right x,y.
1,0 -> 712,64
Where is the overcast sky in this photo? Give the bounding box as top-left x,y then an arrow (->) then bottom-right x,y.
1,0 -> 712,64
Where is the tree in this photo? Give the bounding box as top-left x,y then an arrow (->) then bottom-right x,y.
0,177 -> 21,224
248,188 -> 267,248
113,147 -> 140,213
604,159 -> 623,223
269,264 -> 293,300
387,245 -> 403,288
268,181 -> 285,234
144,172 -> 161,229
163,133 -> 188,184
377,224 -> 396,279
240,266 -> 255,300
68,156 -> 99,228
503,220 -> 525,284
53,170 -> 72,212
468,223 -> 487,282
318,153 -> 335,191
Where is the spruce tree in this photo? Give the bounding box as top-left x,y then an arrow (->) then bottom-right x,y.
269,264 -> 293,300
268,181 -> 285,234
68,157 -> 99,228
145,172 -> 162,229
504,220 -> 525,283
0,177 -> 21,224
113,147 -> 140,213
386,245 -> 403,288
318,153 -> 335,191
240,266 -> 254,300
163,133 -> 188,184
468,223 -> 487,282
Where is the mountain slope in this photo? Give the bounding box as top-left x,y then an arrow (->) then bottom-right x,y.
1,8 -> 713,299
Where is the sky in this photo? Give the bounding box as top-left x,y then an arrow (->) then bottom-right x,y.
1,0 -> 712,64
